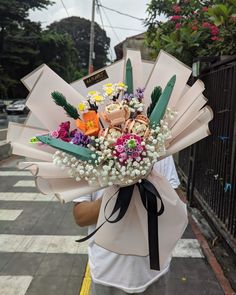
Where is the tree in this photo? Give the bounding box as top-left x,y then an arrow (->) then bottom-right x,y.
145,0 -> 236,66
0,0 -> 54,98
48,16 -> 110,72
38,30 -> 77,83
0,0 -> 53,60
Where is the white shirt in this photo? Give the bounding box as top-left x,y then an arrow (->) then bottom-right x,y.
74,156 -> 180,293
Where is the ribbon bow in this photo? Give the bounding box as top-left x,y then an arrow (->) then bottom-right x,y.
77,179 -> 165,270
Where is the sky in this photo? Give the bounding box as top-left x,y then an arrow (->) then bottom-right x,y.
29,0 -> 154,61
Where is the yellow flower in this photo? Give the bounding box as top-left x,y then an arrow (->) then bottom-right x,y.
117,82 -> 126,88
78,102 -> 87,111
104,83 -> 113,87
93,95 -> 103,102
88,91 -> 97,96
105,87 -> 114,96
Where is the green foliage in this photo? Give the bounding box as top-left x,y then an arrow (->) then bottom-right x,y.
145,0 -> 236,66
51,91 -> 80,120
147,86 -> 162,117
0,1 -> 96,99
38,30 -> 77,82
47,17 -> 110,72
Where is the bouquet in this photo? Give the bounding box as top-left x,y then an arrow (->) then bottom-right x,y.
7,49 -> 213,271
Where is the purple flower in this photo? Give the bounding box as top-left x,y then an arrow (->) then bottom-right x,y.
70,129 -> 77,137
122,93 -> 134,101
135,87 -> 145,101
70,131 -> 90,146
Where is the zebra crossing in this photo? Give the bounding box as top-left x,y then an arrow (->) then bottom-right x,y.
0,156 -> 224,295
0,157 -> 88,295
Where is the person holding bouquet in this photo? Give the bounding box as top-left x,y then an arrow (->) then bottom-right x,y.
73,156 -> 180,295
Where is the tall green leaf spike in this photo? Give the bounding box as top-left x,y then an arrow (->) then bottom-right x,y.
36,135 -> 96,163
125,58 -> 133,94
149,75 -> 176,126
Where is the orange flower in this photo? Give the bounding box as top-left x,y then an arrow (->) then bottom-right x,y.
75,110 -> 100,136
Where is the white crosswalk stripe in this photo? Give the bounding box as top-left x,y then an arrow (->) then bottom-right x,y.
0,235 -> 203,257
0,276 -> 33,295
14,180 -> 36,187
0,209 -> 23,220
0,192 -> 57,201
0,171 -> 32,177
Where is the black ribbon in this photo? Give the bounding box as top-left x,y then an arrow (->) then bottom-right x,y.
76,179 -> 164,270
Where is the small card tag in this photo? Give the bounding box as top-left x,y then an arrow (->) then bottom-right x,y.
83,70 -> 109,88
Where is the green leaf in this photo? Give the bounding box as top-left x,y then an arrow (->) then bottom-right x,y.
149,75 -> 176,126
51,91 -> 80,120
36,135 -> 96,162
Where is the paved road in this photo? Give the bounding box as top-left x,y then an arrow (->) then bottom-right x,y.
0,156 -> 87,295
0,156 -> 225,295
0,114 -> 27,130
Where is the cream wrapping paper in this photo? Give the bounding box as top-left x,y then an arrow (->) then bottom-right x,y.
95,169 -> 188,265
6,49 -> 214,268
7,49 -> 213,204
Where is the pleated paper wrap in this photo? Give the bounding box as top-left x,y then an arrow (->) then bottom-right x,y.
7,49 -> 213,266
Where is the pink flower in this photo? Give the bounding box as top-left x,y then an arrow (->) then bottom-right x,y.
116,145 -> 125,153
172,5 -> 181,14
59,121 -> 70,131
191,25 -> 198,31
58,129 -> 69,139
50,130 -> 59,138
202,7 -> 208,12
175,23 -> 181,29
211,36 -> 220,41
60,137 -> 71,142
202,22 -> 211,28
211,25 -> 219,35
114,134 -> 144,164
171,15 -> 182,21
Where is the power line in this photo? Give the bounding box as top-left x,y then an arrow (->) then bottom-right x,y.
97,3 -> 144,21
95,0 -> 114,61
96,0 -> 105,30
104,25 -> 143,32
98,1 -> 120,43
60,0 -> 70,17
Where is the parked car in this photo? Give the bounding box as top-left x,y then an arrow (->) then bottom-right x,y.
0,100 -> 6,113
6,100 -> 29,115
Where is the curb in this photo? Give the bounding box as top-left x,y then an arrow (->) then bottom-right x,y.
0,141 -> 12,161
189,215 -> 236,295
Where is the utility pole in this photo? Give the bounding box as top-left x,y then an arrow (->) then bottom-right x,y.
88,0 -> 95,74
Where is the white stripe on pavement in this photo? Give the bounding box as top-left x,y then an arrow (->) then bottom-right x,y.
0,209 -> 23,220
0,171 -> 32,177
14,180 -> 35,187
0,235 -> 203,257
0,193 -> 57,202
0,276 -> 33,295
0,234 -> 88,254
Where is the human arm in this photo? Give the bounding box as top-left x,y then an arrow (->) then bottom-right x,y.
73,197 -> 102,227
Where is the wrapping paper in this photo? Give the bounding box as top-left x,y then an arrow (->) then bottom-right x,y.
7,49 -> 213,266
95,169 -> 188,266
7,49 -> 213,202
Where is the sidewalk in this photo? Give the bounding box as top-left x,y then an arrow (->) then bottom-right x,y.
0,156 -> 234,295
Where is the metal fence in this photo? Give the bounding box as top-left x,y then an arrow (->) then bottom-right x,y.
177,56 -> 236,253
